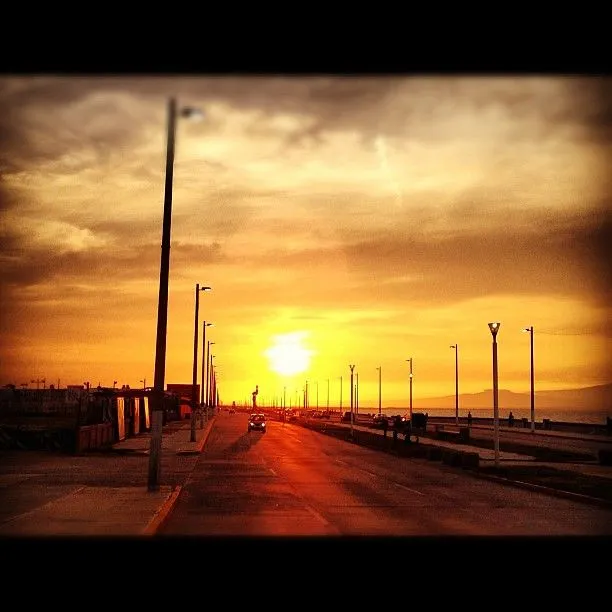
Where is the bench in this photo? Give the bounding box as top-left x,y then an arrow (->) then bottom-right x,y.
434,424 -> 470,443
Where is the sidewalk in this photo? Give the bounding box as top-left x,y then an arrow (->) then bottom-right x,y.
0,416 -> 215,537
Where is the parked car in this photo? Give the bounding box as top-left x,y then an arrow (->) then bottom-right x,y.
371,414 -> 389,428
248,413 -> 267,433
341,411 -> 352,423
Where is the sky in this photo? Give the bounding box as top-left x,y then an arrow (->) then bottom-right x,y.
0,75 -> 610,410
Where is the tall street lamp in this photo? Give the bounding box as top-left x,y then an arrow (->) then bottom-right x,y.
406,358 -> 413,420
316,381 -> 319,410
488,322 -> 501,467
349,365 -> 355,437
206,341 -> 215,413
376,366 -> 382,415
201,321 -> 213,405
339,376 -> 342,413
326,378 -> 329,411
148,97 -> 203,492
523,326 -> 535,432
191,284 -> 212,442
450,345 -> 459,425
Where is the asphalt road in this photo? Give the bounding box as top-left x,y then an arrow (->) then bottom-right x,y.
158,411 -> 612,536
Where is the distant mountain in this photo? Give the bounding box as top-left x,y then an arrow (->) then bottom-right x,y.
414,383 -> 612,411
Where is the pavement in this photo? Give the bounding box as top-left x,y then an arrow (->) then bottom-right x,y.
0,412 -> 610,537
0,415 -> 216,537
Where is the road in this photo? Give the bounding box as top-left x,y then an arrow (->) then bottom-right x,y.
159,411 -> 612,536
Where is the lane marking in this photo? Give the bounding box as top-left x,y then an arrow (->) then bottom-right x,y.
394,482 -> 425,496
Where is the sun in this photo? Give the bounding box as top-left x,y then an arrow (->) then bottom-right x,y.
264,332 -> 312,376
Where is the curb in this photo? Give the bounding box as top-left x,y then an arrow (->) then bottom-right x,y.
175,417 -> 215,455
468,470 -> 612,510
142,485 -> 183,535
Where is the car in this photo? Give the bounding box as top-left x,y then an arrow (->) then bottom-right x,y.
341,411 -> 352,423
248,413 -> 267,433
371,414 -> 389,428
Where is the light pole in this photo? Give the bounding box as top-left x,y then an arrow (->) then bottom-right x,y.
201,321 -> 213,405
339,376 -> 342,414
349,365 -> 355,437
316,381 -> 319,410
206,341 -> 215,414
147,97 -> 203,492
406,359 -> 413,420
376,366 -> 382,415
450,345 -> 459,425
191,284 -> 212,442
523,326 -> 535,432
326,378 -> 329,411
488,322 -> 501,467
140,379 -> 146,390
356,372 -> 359,415
208,352 -> 216,408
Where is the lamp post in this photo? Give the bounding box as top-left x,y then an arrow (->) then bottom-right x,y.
349,365 -> 355,437
316,381 -> 319,410
208,352 -> 216,408
140,379 -> 146,390
339,376 -> 342,414
201,321 -> 213,405
147,98 -> 203,492
450,345 -> 459,425
522,326 -> 535,432
191,284 -> 212,442
206,340 -> 215,416
209,355 -> 216,410
488,322 -> 501,467
356,372 -> 359,415
376,366 -> 382,415
406,359 -> 413,420
326,378 -> 329,411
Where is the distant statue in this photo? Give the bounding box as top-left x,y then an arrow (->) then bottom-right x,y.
252,385 -> 259,409
467,411 -> 473,427
508,411 -> 515,427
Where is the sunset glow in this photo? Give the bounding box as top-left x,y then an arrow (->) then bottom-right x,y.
0,75 -> 610,410
264,332 -> 312,376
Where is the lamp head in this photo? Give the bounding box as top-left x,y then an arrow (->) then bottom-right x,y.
488,322 -> 501,337
180,107 -> 204,121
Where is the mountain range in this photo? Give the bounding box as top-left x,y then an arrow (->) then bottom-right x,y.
412,383 -> 612,411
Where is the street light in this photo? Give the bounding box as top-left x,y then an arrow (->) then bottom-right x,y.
349,365 -> 355,437
376,366 -> 382,415
316,381 -> 319,410
488,322 -> 501,467
406,359 -> 413,420
339,375 -> 342,413
148,97 -> 203,492
201,321 -> 213,405
326,378 -> 329,411
207,344 -> 216,408
191,284 -> 212,442
522,326 -> 535,432
450,345 -> 459,425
